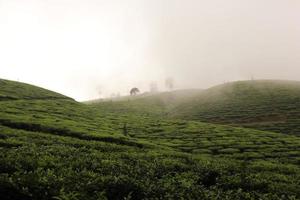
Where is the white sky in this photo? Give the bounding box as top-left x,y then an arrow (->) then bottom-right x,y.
0,0 -> 300,101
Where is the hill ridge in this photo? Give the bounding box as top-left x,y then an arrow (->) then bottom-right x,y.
0,78 -> 73,101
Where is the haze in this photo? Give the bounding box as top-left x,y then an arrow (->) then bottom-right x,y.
0,0 -> 299,101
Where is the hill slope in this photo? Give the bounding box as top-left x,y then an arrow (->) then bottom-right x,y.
0,79 -> 72,100
169,80 -> 300,135
90,80 -> 300,135
86,89 -> 203,116
1,79 -> 300,199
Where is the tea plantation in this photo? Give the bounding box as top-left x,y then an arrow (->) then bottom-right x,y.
169,80 -> 300,135
0,78 -> 299,199
89,80 -> 300,135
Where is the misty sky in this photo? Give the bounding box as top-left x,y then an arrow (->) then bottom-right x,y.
0,0 -> 300,101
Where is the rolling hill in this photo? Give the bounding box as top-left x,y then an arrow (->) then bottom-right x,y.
86,89 -> 203,116
0,79 -> 72,100
90,80 -> 300,135
169,80 -> 300,135
0,78 -> 300,199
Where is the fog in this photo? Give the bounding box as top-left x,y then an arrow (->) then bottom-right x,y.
0,0 -> 299,101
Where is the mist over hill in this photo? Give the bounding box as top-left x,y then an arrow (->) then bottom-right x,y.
1,0 -> 300,199
89,79 -> 300,135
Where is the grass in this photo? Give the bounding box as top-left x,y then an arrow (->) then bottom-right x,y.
0,78 -> 300,199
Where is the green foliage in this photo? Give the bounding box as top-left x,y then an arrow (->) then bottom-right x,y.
0,78 -> 300,199
169,80 -> 300,135
0,79 -> 72,100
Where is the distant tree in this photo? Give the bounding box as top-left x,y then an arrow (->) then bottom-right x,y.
110,93 -> 117,98
149,82 -> 158,93
110,92 -> 121,99
165,77 -> 174,90
96,85 -> 103,98
130,87 -> 140,96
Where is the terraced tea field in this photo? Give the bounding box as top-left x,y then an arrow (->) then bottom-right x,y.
169,80 -> 300,135
1,78 -> 300,199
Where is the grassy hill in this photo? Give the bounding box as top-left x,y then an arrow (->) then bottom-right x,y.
1,78 -> 300,199
86,89 -> 203,116
0,79 -> 72,100
90,80 -> 300,135
169,80 -> 300,135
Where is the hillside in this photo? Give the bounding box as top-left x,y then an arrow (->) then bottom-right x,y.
86,89 -> 203,116
90,80 -> 300,135
0,79 -> 72,100
0,79 -> 300,199
169,80 -> 300,135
